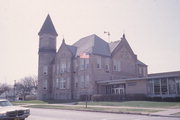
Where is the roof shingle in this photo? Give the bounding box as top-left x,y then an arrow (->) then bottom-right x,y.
73,34 -> 111,56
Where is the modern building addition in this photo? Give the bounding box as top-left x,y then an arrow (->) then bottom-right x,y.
38,15 -> 180,101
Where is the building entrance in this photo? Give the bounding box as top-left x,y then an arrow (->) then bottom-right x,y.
105,84 -> 125,95
113,88 -> 124,95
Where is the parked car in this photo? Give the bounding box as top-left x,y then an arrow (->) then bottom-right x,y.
0,99 -> 30,120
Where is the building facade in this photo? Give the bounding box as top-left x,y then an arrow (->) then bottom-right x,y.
38,15 -> 180,100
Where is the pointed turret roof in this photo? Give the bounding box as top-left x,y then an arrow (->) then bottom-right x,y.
38,14 -> 58,36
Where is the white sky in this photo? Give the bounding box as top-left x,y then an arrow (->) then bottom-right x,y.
0,0 -> 180,84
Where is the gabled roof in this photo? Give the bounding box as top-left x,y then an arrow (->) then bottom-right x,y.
38,14 -> 58,36
111,34 -> 135,56
109,40 -> 120,53
66,45 -> 77,56
137,60 -> 147,66
73,34 -> 111,56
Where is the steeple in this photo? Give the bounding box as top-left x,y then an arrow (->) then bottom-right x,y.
38,14 -> 58,36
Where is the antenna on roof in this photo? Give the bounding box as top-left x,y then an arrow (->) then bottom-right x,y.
104,31 -> 110,42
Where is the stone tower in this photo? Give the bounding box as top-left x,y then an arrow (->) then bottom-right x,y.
38,14 -> 58,100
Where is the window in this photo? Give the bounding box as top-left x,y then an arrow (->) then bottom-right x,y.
80,59 -> 84,70
43,66 -> 48,75
147,79 -> 154,94
56,78 -> 59,88
176,78 -> 180,94
105,58 -> 110,71
105,65 -> 109,70
143,68 -> 147,76
60,63 -> 66,73
60,78 -> 66,89
73,60 -> 78,71
113,65 -> 117,71
169,78 -> 176,94
139,67 -> 142,75
161,78 -> 168,95
154,79 -> 160,95
97,56 -> 101,68
85,75 -> 89,88
80,75 -> 85,88
67,62 -> 71,72
74,76 -> 78,88
113,59 -> 121,71
43,79 -> 47,89
56,65 -> 59,75
117,61 -> 121,71
85,59 -> 89,69
66,77 -> 70,89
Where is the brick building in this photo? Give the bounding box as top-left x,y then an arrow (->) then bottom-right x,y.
38,15 -> 180,100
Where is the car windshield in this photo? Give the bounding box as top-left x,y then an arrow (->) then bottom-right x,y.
0,101 -> 12,107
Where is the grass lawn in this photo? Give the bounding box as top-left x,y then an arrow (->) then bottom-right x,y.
78,101 -> 180,109
12,100 -> 180,109
12,100 -> 48,105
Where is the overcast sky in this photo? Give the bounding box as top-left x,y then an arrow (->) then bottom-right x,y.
0,0 -> 180,84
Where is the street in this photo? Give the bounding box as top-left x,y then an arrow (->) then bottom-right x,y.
27,108 -> 179,120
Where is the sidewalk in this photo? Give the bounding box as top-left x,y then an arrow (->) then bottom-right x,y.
150,109 -> 180,116
18,103 -> 180,118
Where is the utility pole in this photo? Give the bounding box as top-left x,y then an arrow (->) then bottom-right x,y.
14,80 -> 16,101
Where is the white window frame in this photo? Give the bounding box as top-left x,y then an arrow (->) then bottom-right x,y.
60,78 -> 66,89
113,59 -> 121,72
60,63 -> 66,73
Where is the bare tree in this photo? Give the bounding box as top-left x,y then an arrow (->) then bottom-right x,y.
15,75 -> 38,100
0,84 -> 11,95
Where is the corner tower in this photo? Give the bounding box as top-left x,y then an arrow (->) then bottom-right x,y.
38,14 -> 58,100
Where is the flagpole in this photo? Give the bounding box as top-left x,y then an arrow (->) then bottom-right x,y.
79,52 -> 89,108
